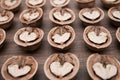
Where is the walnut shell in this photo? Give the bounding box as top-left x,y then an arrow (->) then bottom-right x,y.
83,26 -> 112,51
19,8 -> 43,27
44,53 -> 80,80
49,7 -> 75,25
87,53 -> 120,80
0,10 -> 14,29
108,7 -> 120,27
1,0 -> 22,12
79,7 -> 104,26
14,27 -> 44,51
1,56 -> 38,80
47,25 -> 75,50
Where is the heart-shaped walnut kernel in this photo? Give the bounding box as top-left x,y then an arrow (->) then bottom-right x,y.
83,26 -> 112,50
47,25 -> 75,50
49,8 -> 75,25
93,62 -> 117,80
50,62 -> 74,77
19,31 -> 37,42
1,56 -> 38,80
87,53 -> 120,80
44,53 -> 80,80
87,27 -> 108,44
8,64 -> 31,78
82,10 -> 100,20
52,27 -> 71,44
18,27 -> 39,43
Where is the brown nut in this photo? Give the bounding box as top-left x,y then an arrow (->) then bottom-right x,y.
49,7 -> 75,25
76,0 -> 95,8
87,53 -> 120,80
1,0 -> 22,12
14,27 -> 44,51
0,10 -> 14,29
101,0 -> 120,9
1,56 -> 38,80
44,53 -> 80,80
79,7 -> 104,26
108,6 -> 120,27
50,0 -> 70,7
47,25 -> 75,50
83,26 -> 112,51
25,0 -> 46,8
19,8 -> 43,27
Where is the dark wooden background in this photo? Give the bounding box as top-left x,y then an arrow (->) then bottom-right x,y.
0,0 -> 120,80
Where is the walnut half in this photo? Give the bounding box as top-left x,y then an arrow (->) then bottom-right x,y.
87,53 -> 120,80
1,56 -> 38,80
83,25 -> 112,51
47,25 -> 75,50
14,27 -> 44,51
44,53 -> 80,80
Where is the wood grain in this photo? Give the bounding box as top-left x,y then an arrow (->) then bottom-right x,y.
0,0 -> 120,80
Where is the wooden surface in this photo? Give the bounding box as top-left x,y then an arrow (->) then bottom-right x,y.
0,0 -> 120,80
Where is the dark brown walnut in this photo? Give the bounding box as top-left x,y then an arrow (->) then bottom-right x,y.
49,7 -> 75,25
26,0 -> 46,8
76,0 -> 95,8
44,53 -> 80,80
14,27 -> 44,51
1,56 -> 38,80
83,26 -> 112,51
108,7 -> 120,26
1,0 -> 22,12
101,0 -> 120,8
87,53 -> 120,80
50,0 -> 70,7
0,28 -> 6,48
19,8 -> 43,27
47,25 -> 75,50
79,7 -> 104,26
0,10 -> 14,29
116,27 -> 120,42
